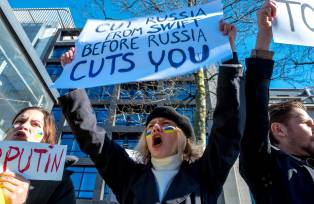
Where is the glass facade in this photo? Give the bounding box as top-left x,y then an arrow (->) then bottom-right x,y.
58,88 -> 72,96
52,107 -> 62,126
94,107 -> 109,125
177,106 -> 195,125
170,83 -> 196,101
119,82 -> 158,100
46,64 -> 63,82
159,81 -> 196,101
59,30 -> 79,41
86,86 -> 113,100
67,167 -> 97,199
112,132 -> 140,150
0,14 -> 54,138
115,113 -> 147,126
114,105 -> 153,127
114,138 -> 138,149
49,46 -> 70,59
61,133 -> 88,157
21,23 -> 43,44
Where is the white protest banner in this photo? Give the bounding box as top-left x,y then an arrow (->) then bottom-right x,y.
52,0 -> 231,88
273,0 -> 314,47
0,141 -> 67,181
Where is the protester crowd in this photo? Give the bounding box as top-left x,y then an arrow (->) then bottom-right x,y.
0,0 -> 313,203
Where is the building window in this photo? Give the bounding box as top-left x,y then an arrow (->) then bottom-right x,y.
60,35 -> 78,41
59,30 -> 80,41
46,64 -> 63,81
119,82 -> 158,100
115,113 -> 148,126
94,107 -> 108,125
163,82 -> 196,101
61,133 -> 88,157
103,184 -> 118,202
49,46 -> 70,59
307,87 -> 314,96
115,105 -> 153,126
86,86 -> 113,100
103,184 -> 111,200
303,97 -> 314,104
58,88 -> 72,96
52,107 -> 62,125
173,83 -> 195,101
127,139 -> 138,149
112,132 -> 140,150
114,138 -> 138,149
176,106 -> 195,125
67,167 -> 97,199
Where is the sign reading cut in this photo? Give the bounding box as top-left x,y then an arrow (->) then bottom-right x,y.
52,0 -> 232,88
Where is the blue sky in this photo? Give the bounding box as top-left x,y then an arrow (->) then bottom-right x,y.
8,0 -> 127,28
8,0 -> 312,89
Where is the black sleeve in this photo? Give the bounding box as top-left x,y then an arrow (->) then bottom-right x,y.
198,52 -> 245,190
46,171 -> 76,204
58,89 -> 138,200
239,57 -> 274,191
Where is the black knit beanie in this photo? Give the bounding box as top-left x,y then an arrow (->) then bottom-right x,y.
145,106 -> 195,139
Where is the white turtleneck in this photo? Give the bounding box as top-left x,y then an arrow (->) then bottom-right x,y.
151,154 -> 182,201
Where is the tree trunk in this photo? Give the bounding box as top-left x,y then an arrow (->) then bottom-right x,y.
188,0 -> 207,147
193,69 -> 207,148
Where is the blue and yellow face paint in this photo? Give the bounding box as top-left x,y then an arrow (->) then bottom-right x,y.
34,129 -> 44,140
145,125 -> 176,138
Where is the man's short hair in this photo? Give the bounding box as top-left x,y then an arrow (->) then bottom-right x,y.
268,100 -> 306,144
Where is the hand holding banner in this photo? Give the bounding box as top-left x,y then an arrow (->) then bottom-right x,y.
52,0 -> 232,88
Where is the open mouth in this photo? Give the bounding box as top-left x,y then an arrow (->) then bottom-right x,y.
152,135 -> 162,146
15,131 -> 27,139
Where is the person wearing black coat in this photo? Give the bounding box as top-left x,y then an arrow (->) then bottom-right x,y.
239,1 -> 314,204
59,21 -> 245,204
25,156 -> 77,204
1,106 -> 76,204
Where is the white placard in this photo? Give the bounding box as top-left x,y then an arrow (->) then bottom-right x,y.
0,141 -> 67,181
273,0 -> 314,47
52,0 -> 232,88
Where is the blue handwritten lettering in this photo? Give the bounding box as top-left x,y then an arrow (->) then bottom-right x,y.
168,49 -> 186,68
148,50 -> 165,72
106,53 -> 123,75
118,52 -> 135,73
70,61 -> 87,81
89,59 -> 105,78
189,45 -> 210,63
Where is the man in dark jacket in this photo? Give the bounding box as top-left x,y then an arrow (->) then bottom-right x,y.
239,1 -> 314,203
59,21 -> 245,203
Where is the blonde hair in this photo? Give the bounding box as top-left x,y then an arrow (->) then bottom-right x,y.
135,127 -> 203,164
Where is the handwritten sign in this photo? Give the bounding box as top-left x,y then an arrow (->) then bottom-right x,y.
52,0 -> 231,88
0,141 -> 67,181
273,0 -> 314,47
